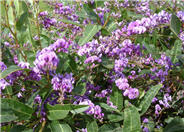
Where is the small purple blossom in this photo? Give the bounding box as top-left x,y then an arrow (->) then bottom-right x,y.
51,73 -> 74,93
123,88 -> 139,99
34,48 -> 59,72
115,77 -> 129,90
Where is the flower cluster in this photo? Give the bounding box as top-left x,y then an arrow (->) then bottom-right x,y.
34,48 -> 59,72
51,73 -> 74,93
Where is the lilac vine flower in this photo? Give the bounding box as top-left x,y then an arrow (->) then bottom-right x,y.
115,77 -> 129,90
78,99 -> 104,121
51,73 -> 74,93
34,48 -> 59,72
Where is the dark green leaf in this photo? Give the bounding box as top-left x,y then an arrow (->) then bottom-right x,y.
47,104 -> 69,120
110,85 -> 123,111
101,56 -> 114,69
16,12 -> 28,31
10,125 -> 25,132
83,4 -> 99,22
26,90 -> 40,107
170,40 -> 182,63
139,84 -> 163,115
72,82 -> 86,96
107,113 -> 124,122
47,104 -> 89,120
87,120 -> 98,132
164,118 -> 184,132
50,121 -> 72,132
123,105 -> 141,132
99,103 -> 120,113
170,14 -> 181,36
0,109 -> 17,123
101,28 -> 110,36
98,124 -> 121,132
1,98 -> 33,121
78,24 -> 102,46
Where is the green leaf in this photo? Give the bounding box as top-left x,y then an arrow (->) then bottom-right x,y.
0,109 -> 17,123
10,125 -> 33,132
1,2 -> 6,17
47,104 -> 69,120
21,1 -> 29,13
83,4 -> 99,22
99,103 -> 120,113
16,12 -> 28,31
139,84 -> 163,115
110,85 -> 123,111
0,65 -> 23,79
10,125 -> 26,132
14,0 -> 19,15
78,24 -> 102,46
8,6 -> 14,25
70,105 -> 89,114
164,118 -> 184,132
87,120 -> 98,132
107,113 -> 124,122
123,105 -> 141,132
1,98 -> 33,121
170,40 -> 182,63
101,56 -> 114,69
26,90 -> 40,107
39,0 -> 52,11
99,124 -> 122,132
107,22 -> 118,32
47,104 -> 89,120
72,82 -> 86,96
101,28 -> 110,36
60,19 -> 83,27
50,121 -> 72,132
170,14 -> 181,36
4,86 -> 13,95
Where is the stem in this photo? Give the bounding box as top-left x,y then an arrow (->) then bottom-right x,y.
103,13 -> 110,28
39,120 -> 46,132
4,1 -> 27,62
36,11 -> 42,50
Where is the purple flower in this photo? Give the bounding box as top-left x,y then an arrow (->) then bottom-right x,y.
143,127 -> 149,132
34,48 -> 59,72
177,11 -> 184,22
81,128 -> 87,132
78,99 -> 104,121
152,97 -> 158,103
115,77 -> 129,90
50,38 -> 71,53
0,79 -> 10,91
0,62 -> 7,72
143,118 -> 149,123
39,11 -> 48,17
123,88 -> 139,99
51,73 -> 74,93
155,104 -> 162,116
84,55 -> 101,64
18,61 -> 30,69
34,95 -> 42,104
17,92 -> 22,98
114,57 -> 128,72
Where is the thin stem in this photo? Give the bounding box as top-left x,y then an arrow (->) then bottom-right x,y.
39,120 -> 46,132
4,1 -> 27,62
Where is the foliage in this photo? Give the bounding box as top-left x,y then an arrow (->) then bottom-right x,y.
1,0 -> 184,132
